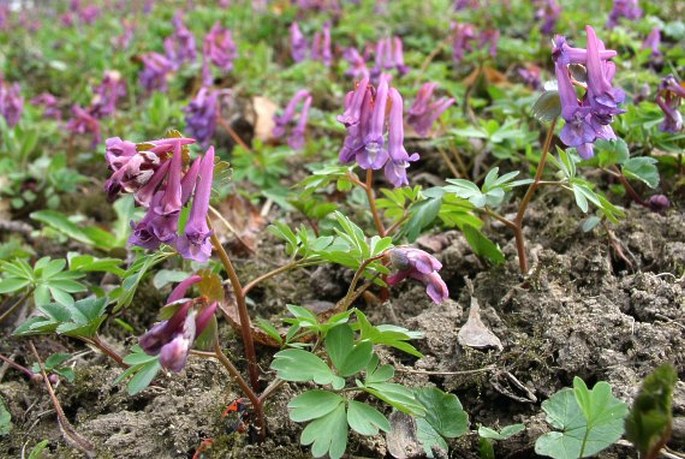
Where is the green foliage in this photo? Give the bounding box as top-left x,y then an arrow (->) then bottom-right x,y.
114,346 -> 162,396
110,251 -> 172,312
0,397 -> 10,436
625,364 -> 678,459
478,424 -> 525,459
14,296 -> 107,339
0,256 -> 86,307
31,352 -> 76,383
414,387 -> 469,456
535,377 -> 629,459
27,440 -> 50,459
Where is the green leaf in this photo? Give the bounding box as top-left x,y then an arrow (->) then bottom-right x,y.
30,210 -> 101,248
364,382 -> 426,416
463,225 -> 505,264
415,387 -> 469,439
300,403 -> 348,459
356,310 -> 423,358
622,157 -> 659,189
478,423 -> 525,440
271,349 -> 345,390
416,417 -> 448,458
444,179 -> 487,208
625,364 -> 677,459
0,278 -> 31,294
27,440 -> 49,459
531,90 -> 561,122
402,196 -> 442,242
289,390 -> 344,422
593,139 -> 629,168
325,324 -> 354,372
115,346 -> 163,395
535,378 -> 628,459
347,400 -> 390,436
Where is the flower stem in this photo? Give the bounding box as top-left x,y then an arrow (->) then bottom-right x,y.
85,335 -> 128,368
208,225 -> 260,391
243,260 -> 302,296
512,117 -> 557,274
609,165 -> 647,207
212,342 -> 265,440
0,352 -> 35,380
365,169 -> 386,237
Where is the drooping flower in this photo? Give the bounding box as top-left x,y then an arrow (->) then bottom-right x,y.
177,147 -> 215,263
203,22 -> 237,73
552,26 -> 623,159
165,14 -> 197,68
185,87 -> 218,146
139,52 -> 175,93
606,0 -> 642,28
31,92 -> 61,120
371,37 -> 409,79
0,80 -> 23,127
273,89 -> 312,150
451,22 -> 477,64
311,21 -> 332,67
385,247 -> 449,304
534,0 -> 561,35
91,70 -> 127,119
656,75 -> 685,133
407,82 -> 455,137
642,28 -> 662,68
139,277 -> 217,373
290,22 -> 308,63
343,47 -> 370,80
338,74 -> 419,187
66,105 -> 101,147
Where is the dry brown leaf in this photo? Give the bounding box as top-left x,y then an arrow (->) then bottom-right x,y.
457,297 -> 503,351
251,96 -> 278,142
213,194 -> 266,255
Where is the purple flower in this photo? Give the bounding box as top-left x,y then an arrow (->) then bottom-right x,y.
140,52 -> 175,93
454,0 -> 479,9
311,21 -> 332,67
517,64 -> 542,90
66,105 -> 101,147
656,76 -> 685,133
407,82 -> 455,137
165,11 -> 197,67
177,147 -> 215,263
203,22 -> 237,72
139,284 -> 218,373
385,88 -> 419,187
534,0 -> 561,34
647,194 -> 670,212
451,22 -> 477,64
642,28 -> 662,67
343,47 -> 370,80
31,92 -> 61,120
606,0 -> 642,28
552,26 -> 623,159
91,70 -> 126,119
290,22 -> 308,63
273,89 -> 312,150
185,87 -> 218,146
113,20 -> 135,50
386,247 -> 449,304
371,37 -> 408,79
359,73 -> 390,170
0,80 -> 23,127
167,274 -> 202,304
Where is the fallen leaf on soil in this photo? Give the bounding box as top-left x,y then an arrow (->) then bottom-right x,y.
386,411 -> 424,459
213,194 -> 266,256
251,96 -> 278,142
457,297 -> 503,351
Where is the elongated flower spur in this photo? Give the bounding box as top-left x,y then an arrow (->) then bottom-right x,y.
385,247 -> 449,304
407,82 -> 455,137
273,89 -> 313,150
656,76 -> 685,133
139,275 -> 217,372
552,26 -> 624,159
104,135 -> 216,261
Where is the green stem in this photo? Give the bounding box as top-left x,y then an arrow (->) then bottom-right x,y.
512,117 -> 558,274
365,169 -> 386,237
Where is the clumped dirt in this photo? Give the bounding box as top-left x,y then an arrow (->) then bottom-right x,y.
1,200 -> 684,458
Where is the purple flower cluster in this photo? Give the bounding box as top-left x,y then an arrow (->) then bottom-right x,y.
0,79 -> 23,128
656,76 -> 685,133
288,21 -> 332,67
273,89 -> 312,150
606,0 -> 642,28
202,22 -> 237,84
139,275 -> 217,372
164,11 -> 197,67
386,247 -> 449,304
452,22 -> 496,64
518,64 -> 542,90
371,36 -> 408,79
66,105 -> 101,147
90,70 -> 127,119
642,28 -> 662,67
552,26 -> 625,159
113,19 -> 135,50
104,136 -> 216,262
185,87 -> 219,147
31,92 -> 61,120
140,52 -> 175,93
338,75 -> 419,187
534,0 -> 561,35
407,83 -> 455,137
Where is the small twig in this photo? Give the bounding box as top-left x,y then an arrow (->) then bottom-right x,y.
243,260 -> 302,296
437,147 -> 461,178
0,353 -> 37,381
396,365 -> 497,376
259,378 -> 285,403
215,110 -> 251,152
28,341 -> 95,458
